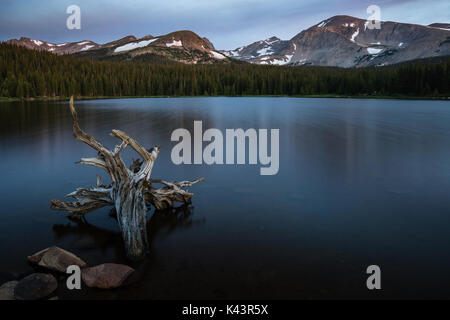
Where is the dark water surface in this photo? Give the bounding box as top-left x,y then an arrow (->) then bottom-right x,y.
1,97 -> 450,299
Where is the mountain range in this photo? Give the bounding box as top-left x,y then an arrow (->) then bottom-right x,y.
6,30 -> 226,65
5,15 -> 450,68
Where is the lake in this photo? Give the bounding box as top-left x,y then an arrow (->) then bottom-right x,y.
1,97 -> 450,299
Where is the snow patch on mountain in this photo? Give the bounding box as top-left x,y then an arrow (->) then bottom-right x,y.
262,53 -> 294,66
257,47 -> 274,56
350,28 -> 360,42
114,39 -> 158,52
265,38 -> 280,45
367,47 -> 383,54
222,50 -> 238,57
270,59 -> 285,65
317,20 -> 330,28
166,40 -> 182,47
81,45 -> 95,51
32,40 -> 43,46
210,50 -> 226,60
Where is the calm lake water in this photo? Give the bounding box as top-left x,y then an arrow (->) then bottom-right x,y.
1,97 -> 450,299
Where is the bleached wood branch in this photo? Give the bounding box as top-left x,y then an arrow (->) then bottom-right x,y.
50,186 -> 113,217
76,157 -> 108,171
51,96 -> 204,260
145,178 -> 205,210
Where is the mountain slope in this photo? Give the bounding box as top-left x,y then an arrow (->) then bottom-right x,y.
429,23 -> 450,31
222,37 -> 290,62
5,31 -> 230,64
77,30 -> 229,64
222,15 -> 450,67
5,37 -> 100,54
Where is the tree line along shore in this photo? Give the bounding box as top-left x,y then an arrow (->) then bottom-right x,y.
0,43 -> 449,99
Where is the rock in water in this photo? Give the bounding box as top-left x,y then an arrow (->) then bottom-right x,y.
0,281 -> 19,300
14,274 -> 57,300
82,263 -> 134,289
28,246 -> 87,272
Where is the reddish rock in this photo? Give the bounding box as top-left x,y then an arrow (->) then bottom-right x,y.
81,263 -> 134,289
28,246 -> 87,272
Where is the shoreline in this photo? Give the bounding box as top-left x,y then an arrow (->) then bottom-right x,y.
1,94 -> 449,102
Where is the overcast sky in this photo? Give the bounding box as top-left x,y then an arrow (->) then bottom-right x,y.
0,0 -> 449,49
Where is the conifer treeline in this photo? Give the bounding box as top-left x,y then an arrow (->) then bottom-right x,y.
0,43 -> 449,98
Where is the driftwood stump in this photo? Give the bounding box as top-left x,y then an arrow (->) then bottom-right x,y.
51,97 -> 203,260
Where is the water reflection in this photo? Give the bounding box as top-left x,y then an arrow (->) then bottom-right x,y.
3,98 -> 450,298
52,204 -> 205,262
52,214 -> 123,257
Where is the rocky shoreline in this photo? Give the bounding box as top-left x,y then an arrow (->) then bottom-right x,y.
0,246 -> 135,300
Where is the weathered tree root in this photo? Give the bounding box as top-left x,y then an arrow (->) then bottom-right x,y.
51,97 -> 204,260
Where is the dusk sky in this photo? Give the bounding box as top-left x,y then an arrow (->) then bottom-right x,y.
0,0 -> 449,49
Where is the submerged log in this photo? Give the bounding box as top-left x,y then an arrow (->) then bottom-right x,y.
51,97 -> 203,260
